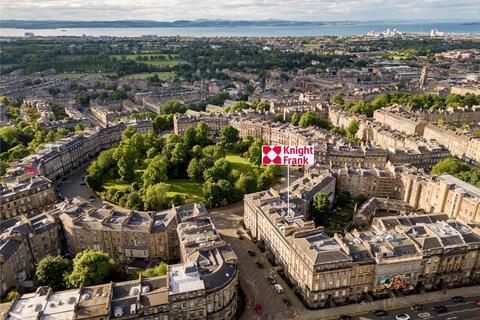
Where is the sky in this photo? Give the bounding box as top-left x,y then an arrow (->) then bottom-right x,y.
1,0 -> 479,21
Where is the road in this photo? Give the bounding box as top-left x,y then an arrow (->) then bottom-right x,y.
56,160 -> 103,206
210,202 -> 302,320
357,295 -> 480,320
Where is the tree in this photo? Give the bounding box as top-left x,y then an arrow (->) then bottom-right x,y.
290,113 -> 300,126
247,139 -> 263,166
142,155 -> 168,187
219,125 -> 239,146
182,127 -> 196,149
161,100 -> 185,114
235,173 -> 258,195
67,250 -> 115,288
191,145 -> 203,159
114,142 -> 138,181
170,142 -> 188,176
203,178 -> 233,208
187,158 -> 204,181
195,122 -> 210,146
141,262 -> 168,278
203,158 -> 231,182
431,158 -> 470,176
153,114 -> 173,131
310,192 -> 330,226
126,191 -> 144,210
35,256 -> 72,291
144,183 -> 170,210
2,290 -> 18,302
74,124 -> 85,132
346,119 -> 360,140
298,111 -> 329,129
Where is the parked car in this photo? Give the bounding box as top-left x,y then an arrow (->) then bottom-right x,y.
255,303 -> 263,315
452,296 -> 465,303
410,304 -> 424,311
475,299 -> 480,307
373,309 -> 388,317
255,261 -> 264,269
338,316 -> 354,320
434,306 -> 448,313
418,313 -> 431,318
273,283 -> 284,294
248,250 -> 256,257
395,314 -> 411,320
267,275 -> 277,286
282,298 -> 291,306
88,195 -> 96,202
80,181 -> 86,186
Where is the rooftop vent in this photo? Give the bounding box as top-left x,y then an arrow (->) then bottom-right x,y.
129,287 -> 139,296
114,307 -> 123,318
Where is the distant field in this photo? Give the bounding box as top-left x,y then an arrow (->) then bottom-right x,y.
111,54 -> 180,66
56,72 -> 115,79
120,72 -> 175,80
303,43 -> 321,48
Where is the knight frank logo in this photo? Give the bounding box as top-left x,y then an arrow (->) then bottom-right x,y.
262,145 -> 315,165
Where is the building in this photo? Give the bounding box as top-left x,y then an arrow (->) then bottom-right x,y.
1,202 -> 239,320
0,212 -> 63,295
0,174 -> 56,220
5,120 -> 153,181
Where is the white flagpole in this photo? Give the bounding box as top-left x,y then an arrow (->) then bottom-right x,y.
287,162 -> 290,215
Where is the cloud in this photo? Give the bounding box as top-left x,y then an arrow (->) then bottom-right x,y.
0,0 -> 479,21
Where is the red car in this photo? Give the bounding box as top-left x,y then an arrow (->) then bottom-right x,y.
255,303 -> 263,315
475,299 -> 480,307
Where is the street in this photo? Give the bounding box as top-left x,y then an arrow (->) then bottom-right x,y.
57,160 -> 102,206
357,295 -> 480,320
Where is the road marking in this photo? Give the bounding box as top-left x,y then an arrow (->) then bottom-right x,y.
437,307 -> 480,316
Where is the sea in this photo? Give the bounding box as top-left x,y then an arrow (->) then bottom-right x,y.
1,22 -> 479,38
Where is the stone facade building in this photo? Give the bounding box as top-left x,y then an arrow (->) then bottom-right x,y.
0,212 -> 63,295
0,174 -> 56,220
1,202 -> 239,320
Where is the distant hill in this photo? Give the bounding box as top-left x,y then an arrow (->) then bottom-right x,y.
0,19 -> 340,29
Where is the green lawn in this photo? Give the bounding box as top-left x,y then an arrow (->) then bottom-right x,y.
120,72 -> 175,80
225,155 -> 257,173
104,170 -> 204,204
166,180 -> 204,203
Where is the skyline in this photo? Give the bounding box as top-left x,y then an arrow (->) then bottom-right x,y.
1,0 -> 480,22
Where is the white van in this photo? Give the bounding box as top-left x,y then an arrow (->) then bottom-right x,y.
274,284 -> 284,294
